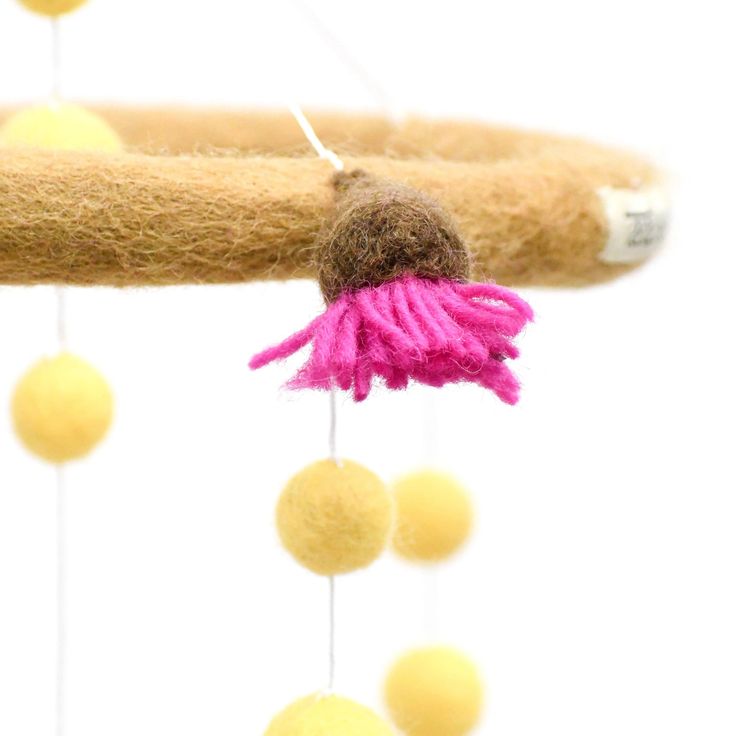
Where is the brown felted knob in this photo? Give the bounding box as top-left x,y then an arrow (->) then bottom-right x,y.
317,170 -> 471,302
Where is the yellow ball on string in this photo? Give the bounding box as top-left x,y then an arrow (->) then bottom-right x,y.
276,459 -> 393,576
12,353 -> 114,464
265,694 -> 394,736
385,646 -> 484,736
0,104 -> 122,152
17,0 -> 87,17
392,469 -> 473,563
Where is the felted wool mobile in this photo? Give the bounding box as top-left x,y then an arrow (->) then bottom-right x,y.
0,1 -> 669,735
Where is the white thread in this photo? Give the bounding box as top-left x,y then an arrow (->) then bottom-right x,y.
424,566 -> 439,643
326,387 -> 339,692
327,575 -> 336,692
50,18 -> 62,102
422,389 -> 438,465
48,18 -> 67,736
287,0 -> 406,124
55,288 -> 67,736
285,40 -> 370,699
328,386 -> 340,464
56,288 -> 67,351
289,103 -> 345,172
55,466 -> 67,736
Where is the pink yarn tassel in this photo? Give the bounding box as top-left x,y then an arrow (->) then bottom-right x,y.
249,275 -> 533,403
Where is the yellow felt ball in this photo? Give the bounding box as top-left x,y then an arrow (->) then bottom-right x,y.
277,459 -> 393,576
265,694 -> 394,736
392,470 -> 473,562
18,0 -> 87,16
0,104 -> 122,152
12,353 -> 113,464
385,647 -> 484,736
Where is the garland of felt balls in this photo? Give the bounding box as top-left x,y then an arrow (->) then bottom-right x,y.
267,459 -> 395,734
275,45 -> 487,734
262,100 -> 496,734
385,470 -> 484,736
3,3 -> 120,736
262,108 -> 396,735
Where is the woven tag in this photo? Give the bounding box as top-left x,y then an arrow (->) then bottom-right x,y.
598,185 -> 669,264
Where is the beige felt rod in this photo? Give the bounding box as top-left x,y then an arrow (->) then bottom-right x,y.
0,147 -> 649,288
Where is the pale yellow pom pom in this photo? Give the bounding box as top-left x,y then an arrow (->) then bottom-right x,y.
0,104 -> 122,152
392,470 -> 473,562
385,647 -> 484,736
265,694 -> 394,736
18,0 -> 87,17
277,459 -> 393,576
12,353 -> 114,464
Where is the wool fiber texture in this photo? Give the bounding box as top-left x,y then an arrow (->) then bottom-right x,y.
385,647 -> 484,736
12,353 -> 113,464
265,694 -> 394,736
251,170 -> 533,402
392,469 -> 473,563
318,169 -> 469,301
0,108 -> 658,288
276,459 -> 392,576
251,275 -> 531,403
0,104 -> 123,152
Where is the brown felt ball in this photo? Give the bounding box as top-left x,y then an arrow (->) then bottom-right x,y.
317,170 -> 471,302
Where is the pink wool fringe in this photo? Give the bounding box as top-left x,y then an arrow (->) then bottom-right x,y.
250,276 -> 533,403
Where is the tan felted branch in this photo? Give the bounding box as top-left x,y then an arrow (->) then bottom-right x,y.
0,107 -> 658,288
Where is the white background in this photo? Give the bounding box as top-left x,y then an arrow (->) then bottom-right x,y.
0,0 -> 734,734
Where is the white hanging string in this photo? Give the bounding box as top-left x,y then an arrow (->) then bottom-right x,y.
289,103 -> 345,172
50,17 -> 62,103
422,388 -> 438,466
55,290 -> 68,736
55,465 -> 67,736
328,387 -> 340,464
50,16 -> 67,736
287,0 -> 405,124
327,575 -> 336,692
286,100 -> 345,694
327,384 -> 338,691
56,289 -> 67,351
284,0 -> 403,692
422,389 -> 440,641
286,14 -> 438,647
424,565 -> 439,643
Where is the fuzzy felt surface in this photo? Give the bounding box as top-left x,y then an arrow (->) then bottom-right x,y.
0,104 -> 123,153
265,694 -> 394,736
250,276 -> 532,403
276,459 -> 392,576
0,109 -> 658,288
17,0 -> 87,16
318,170 -> 469,301
385,647 -> 483,736
392,469 -> 473,563
12,353 -> 113,464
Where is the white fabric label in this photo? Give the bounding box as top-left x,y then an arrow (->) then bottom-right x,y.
598,185 -> 670,264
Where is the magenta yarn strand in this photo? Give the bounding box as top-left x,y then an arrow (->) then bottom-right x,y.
251,276 -> 532,403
